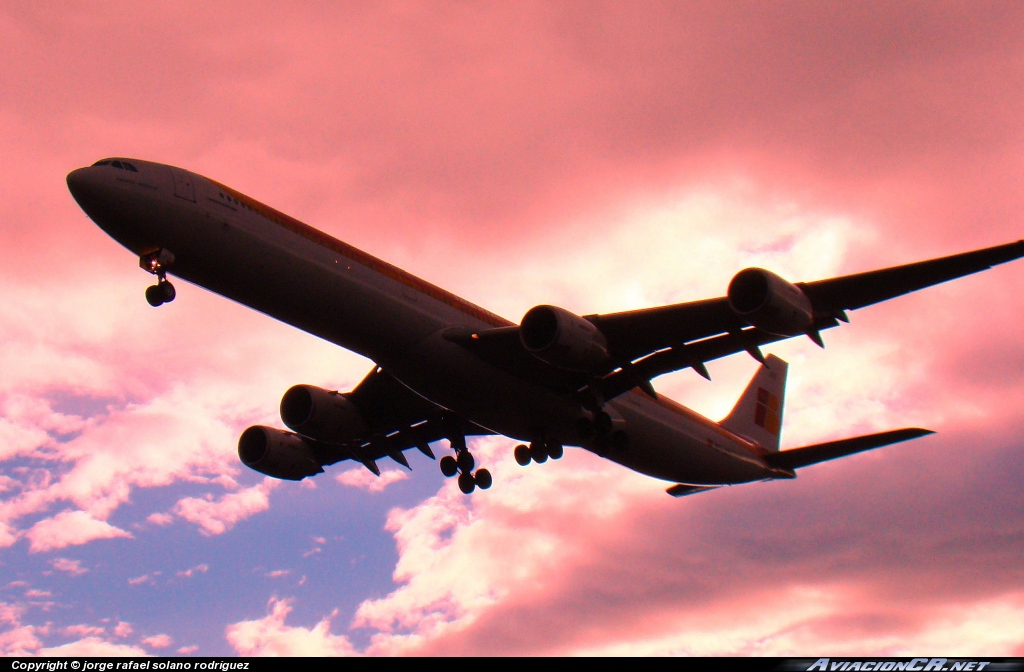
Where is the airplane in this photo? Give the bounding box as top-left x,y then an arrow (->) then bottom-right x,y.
66,158 -> 1024,497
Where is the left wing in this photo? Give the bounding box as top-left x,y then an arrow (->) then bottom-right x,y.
451,240 -> 1024,402
315,368 -> 494,474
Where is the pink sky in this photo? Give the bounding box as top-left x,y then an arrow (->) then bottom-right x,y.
1,1 -> 1023,656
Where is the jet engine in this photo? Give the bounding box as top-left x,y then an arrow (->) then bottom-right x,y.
238,425 -> 323,481
520,305 -> 610,372
279,385 -> 368,444
727,268 -> 815,336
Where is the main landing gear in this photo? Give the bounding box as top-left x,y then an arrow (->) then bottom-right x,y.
438,430 -> 491,494
140,249 -> 176,307
575,404 -> 630,455
514,440 -> 564,466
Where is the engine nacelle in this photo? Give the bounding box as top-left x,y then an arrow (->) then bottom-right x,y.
280,385 -> 368,444
728,268 -> 815,336
520,305 -> 610,372
238,425 -> 323,481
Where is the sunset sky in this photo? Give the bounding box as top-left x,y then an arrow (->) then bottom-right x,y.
2,1 -> 1024,656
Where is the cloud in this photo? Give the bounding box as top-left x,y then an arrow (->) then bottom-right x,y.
114,622 -> 132,638
128,573 -> 159,587
348,423 -> 1024,656
64,624 -> 104,638
335,467 -> 409,492
173,479 -> 278,536
25,510 -> 132,553
39,637 -> 148,656
146,512 -> 173,526
50,558 -> 88,576
3,1 -> 1024,658
176,564 -> 209,579
226,598 -> 357,657
0,603 -> 23,624
141,633 -> 172,648
0,625 -> 41,656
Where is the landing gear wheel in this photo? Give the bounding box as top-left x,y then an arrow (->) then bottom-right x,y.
610,430 -> 630,451
529,441 -> 548,464
594,411 -> 613,435
145,285 -> 164,307
159,280 -> 176,303
548,442 -> 564,460
474,468 -> 492,490
593,434 -> 610,457
458,471 -> 476,494
440,455 -> 458,477
514,444 -> 531,466
457,451 -> 475,473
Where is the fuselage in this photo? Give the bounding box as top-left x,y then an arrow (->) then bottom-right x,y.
67,158 -> 778,485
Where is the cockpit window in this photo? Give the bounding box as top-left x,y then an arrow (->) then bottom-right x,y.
92,159 -> 138,171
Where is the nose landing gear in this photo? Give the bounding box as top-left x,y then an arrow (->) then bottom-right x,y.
140,250 -> 176,307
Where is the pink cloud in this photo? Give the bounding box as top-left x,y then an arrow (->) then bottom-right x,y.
177,645 -> 199,654
3,1 -> 1024,657
50,558 -> 88,576
141,633 -> 172,648
0,603 -> 23,624
64,624 -> 104,638
146,512 -> 173,526
25,510 -> 132,553
113,622 -> 132,638
127,574 -> 158,587
0,625 -> 41,656
226,598 -> 356,657
39,637 -> 148,656
173,479 -> 278,536
335,467 -> 409,492
176,564 -> 209,579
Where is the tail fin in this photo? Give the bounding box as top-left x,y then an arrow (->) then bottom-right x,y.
720,354 -> 788,452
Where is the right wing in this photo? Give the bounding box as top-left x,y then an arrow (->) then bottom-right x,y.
450,240 -> 1024,403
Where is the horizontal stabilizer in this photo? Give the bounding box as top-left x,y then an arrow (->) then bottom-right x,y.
666,483 -> 721,497
764,427 -> 934,471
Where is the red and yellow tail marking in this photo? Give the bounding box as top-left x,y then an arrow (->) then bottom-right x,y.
754,387 -> 781,435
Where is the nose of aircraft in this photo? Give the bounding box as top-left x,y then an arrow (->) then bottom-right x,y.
66,167 -> 95,210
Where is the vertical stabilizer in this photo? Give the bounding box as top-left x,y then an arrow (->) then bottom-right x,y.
720,354 -> 788,452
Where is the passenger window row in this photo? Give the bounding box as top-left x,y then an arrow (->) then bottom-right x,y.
218,191 -> 253,211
